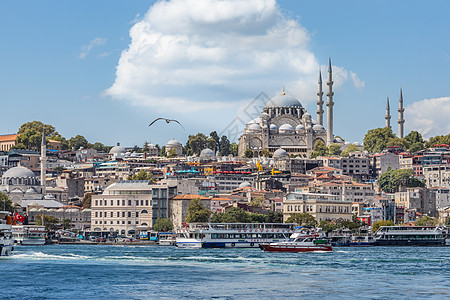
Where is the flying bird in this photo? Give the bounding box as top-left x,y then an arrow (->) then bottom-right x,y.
149,118 -> 185,130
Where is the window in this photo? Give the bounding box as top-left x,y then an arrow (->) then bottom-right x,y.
95,212 -> 98,217
122,200 -> 125,206
95,200 -> 98,206
128,212 -> 131,218
136,212 -> 139,217
135,200 -> 139,206
99,212 -> 102,217
145,200 -> 149,206
117,212 -> 120,217
117,200 -> 120,206
140,200 -> 144,206
122,212 -> 125,217
111,200 -> 114,206
128,221 -> 131,225
128,200 -> 131,206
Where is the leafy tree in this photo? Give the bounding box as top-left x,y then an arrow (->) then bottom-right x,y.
261,149 -> 271,158
409,142 -> 424,153
425,134 -> 450,148
159,146 -> 166,157
186,198 -> 211,223
167,148 -> 177,158
142,142 -> 150,153
128,170 -> 157,182
82,193 -> 93,209
210,212 -> 223,223
311,140 -> 327,158
327,143 -> 342,156
209,131 -> 220,153
363,127 -> 396,153
153,218 -> 174,232
244,148 -> 253,158
230,143 -> 238,157
286,213 -> 318,227
414,215 -> 438,226
0,192 -> 13,212
405,131 -> 424,145
249,213 -> 266,223
371,220 -> 395,233
265,211 -> 283,223
250,197 -> 265,208
218,135 -> 231,156
387,137 -> 410,150
185,133 -> 209,156
53,166 -> 67,174
10,143 -> 26,150
35,215 -> 59,232
92,142 -> 107,152
378,168 -> 424,193
341,144 -> 359,157
68,135 -> 89,150
62,218 -> 72,230
319,221 -> 338,233
221,207 -> 251,223
17,121 -> 57,150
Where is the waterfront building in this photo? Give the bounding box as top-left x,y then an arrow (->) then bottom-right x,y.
283,192 -> 352,222
394,187 -> 437,217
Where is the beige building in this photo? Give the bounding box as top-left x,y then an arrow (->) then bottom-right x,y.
423,165 -> 450,188
169,194 -> 211,228
283,192 -> 352,222
370,152 -> 399,178
395,187 -> 437,217
0,134 -> 19,152
310,181 -> 375,204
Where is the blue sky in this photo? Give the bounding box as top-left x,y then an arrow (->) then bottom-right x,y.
1,0 -> 450,148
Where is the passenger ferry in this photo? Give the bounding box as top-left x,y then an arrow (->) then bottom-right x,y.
12,225 -> 46,245
374,226 -> 447,246
0,211 -> 14,256
176,223 -> 296,248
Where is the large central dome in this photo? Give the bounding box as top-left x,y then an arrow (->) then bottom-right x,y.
3,166 -> 36,178
265,93 -> 303,108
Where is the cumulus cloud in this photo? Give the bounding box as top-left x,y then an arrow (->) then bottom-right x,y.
105,0 -> 363,113
350,71 -> 365,89
405,97 -> 450,138
79,37 -> 108,59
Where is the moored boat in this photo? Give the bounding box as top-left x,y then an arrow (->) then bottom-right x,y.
0,211 -> 14,256
374,226 -> 446,246
12,225 -> 46,246
260,234 -> 332,252
349,235 -> 375,247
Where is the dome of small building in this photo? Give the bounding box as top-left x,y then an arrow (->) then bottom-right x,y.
302,112 -> 311,119
247,123 -> 261,132
260,112 -> 270,120
239,182 -> 252,188
44,194 -> 55,200
200,148 -> 215,159
265,94 -> 303,108
167,139 -> 181,146
39,208 -> 47,212
313,124 -> 325,132
10,189 -> 23,194
29,208 -> 38,212
269,124 -> 278,131
248,117 -> 261,125
3,166 -> 36,178
279,124 -> 294,133
273,148 -> 289,158
66,208 -> 79,213
56,208 -> 64,212
295,124 -> 305,131
25,187 -> 38,194
110,143 -> 126,154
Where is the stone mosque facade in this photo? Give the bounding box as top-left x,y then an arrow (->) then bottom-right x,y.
238,59 -> 336,158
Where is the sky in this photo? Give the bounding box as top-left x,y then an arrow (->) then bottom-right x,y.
1,0 -> 450,148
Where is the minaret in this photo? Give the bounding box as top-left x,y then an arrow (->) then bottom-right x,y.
326,58 -> 334,146
316,70 -> 324,126
40,129 -> 47,195
385,96 -> 391,129
398,88 -> 405,138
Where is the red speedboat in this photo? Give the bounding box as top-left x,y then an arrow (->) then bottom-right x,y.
260,233 -> 332,252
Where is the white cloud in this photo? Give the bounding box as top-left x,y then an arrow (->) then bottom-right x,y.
79,37 -> 108,59
405,97 -> 450,138
350,71 -> 365,89
105,0 -> 363,113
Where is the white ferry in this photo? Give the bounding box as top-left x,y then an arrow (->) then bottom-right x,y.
0,211 -> 14,256
176,223 -> 296,248
374,226 -> 447,246
12,225 -> 46,246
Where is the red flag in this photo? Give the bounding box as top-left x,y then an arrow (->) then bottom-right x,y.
14,212 -> 25,223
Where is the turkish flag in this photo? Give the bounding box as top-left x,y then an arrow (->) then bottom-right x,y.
14,212 -> 25,223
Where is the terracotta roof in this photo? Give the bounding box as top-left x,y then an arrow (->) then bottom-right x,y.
172,194 -> 210,200
0,134 -> 19,142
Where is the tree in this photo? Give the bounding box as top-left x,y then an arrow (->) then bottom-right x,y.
82,192 -> 93,209
260,149 -> 271,158
405,131 -> 424,145
62,218 -> 72,230
68,135 -> 89,150
265,211 -> 283,223
184,133 -> 208,156
159,146 -> 166,157
425,134 -> 450,148
186,198 -> 211,223
221,207 -> 251,223
229,143 -> 238,157
341,144 -> 359,157
286,213 -> 317,227
414,215 -> 438,226
363,127 -> 396,153
153,218 -> 174,232
92,142 -> 107,152
209,131 -> 220,153
218,136 -> 231,156
387,137 -> 410,150
128,170 -> 157,182
0,192 -> 13,212
319,221 -> 338,233
445,216 -> 450,226
378,168 -> 425,193
371,220 -> 395,233
244,148 -> 253,158
250,197 -> 265,208
17,121 -> 57,150
409,142 -> 424,153
249,213 -> 266,223
311,140 -> 327,158
142,142 -> 150,153
35,215 -> 59,232
167,148 -> 177,158
327,143 -> 342,156
210,212 -> 223,223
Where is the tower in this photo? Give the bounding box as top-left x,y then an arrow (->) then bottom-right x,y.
40,129 -> 47,195
326,58 -> 334,146
398,88 -> 405,138
316,70 -> 324,126
385,96 -> 391,129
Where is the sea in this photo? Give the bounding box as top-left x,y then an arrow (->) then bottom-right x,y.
2,245 -> 450,299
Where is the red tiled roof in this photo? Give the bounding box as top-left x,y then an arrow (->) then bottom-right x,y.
0,134 -> 19,142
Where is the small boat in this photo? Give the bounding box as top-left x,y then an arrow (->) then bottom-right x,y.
13,225 -> 46,246
0,211 -> 14,256
349,235 -> 375,247
158,232 -> 177,246
260,229 -> 332,252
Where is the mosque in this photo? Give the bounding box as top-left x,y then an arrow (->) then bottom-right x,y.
238,58 -> 336,158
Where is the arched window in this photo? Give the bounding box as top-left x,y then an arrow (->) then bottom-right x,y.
141,209 -> 149,214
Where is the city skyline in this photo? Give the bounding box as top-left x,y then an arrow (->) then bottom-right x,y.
1,0 -> 450,148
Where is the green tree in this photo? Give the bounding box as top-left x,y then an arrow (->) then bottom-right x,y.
250,197 -> 265,208
185,133 -> 209,156
387,137 -> 410,150
68,135 -> 89,150
230,143 -> 238,157
249,213 -> 266,223
445,216 -> 450,226
264,211 -> 283,223
153,218 -> 174,232
128,170 -> 157,182
159,146 -> 166,157
363,127 -> 396,153
378,168 -> 424,193
260,149 -> 271,158
405,131 -> 424,145
341,144 -> 359,157
371,220 -> 395,233
36,215 -> 59,232
92,142 -> 107,152
244,148 -> 253,158
82,192 -> 93,209
167,148 -> 177,158
286,213 -> 318,227
319,221 -> 338,233
209,131 -> 220,153
425,134 -> 450,148
327,143 -> 342,156
17,121 -> 57,150
142,142 -> 150,153
186,198 -> 211,223
414,215 -> 438,226
221,207 -> 251,223
62,218 -> 72,230
409,142 -> 424,153
218,136 -> 231,156
311,140 -> 327,158
210,212 -> 223,223
0,192 -> 13,212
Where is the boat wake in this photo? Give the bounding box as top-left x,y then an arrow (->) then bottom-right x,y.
12,251 -> 90,260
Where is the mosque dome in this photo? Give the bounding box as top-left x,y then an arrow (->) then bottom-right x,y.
248,117 -> 261,125
239,182 -> 252,188
44,194 -> 56,200
247,123 -> 261,132
167,140 -> 181,147
265,94 -> 303,108
269,124 -> 278,131
302,112 -> 311,119
295,124 -> 305,130
279,124 -> 294,133
10,189 -> 23,194
110,143 -> 126,154
29,208 -> 38,212
200,148 -> 215,159
25,187 -> 38,194
260,112 -> 270,120
273,148 -> 289,158
313,124 -> 325,132
3,166 -> 36,178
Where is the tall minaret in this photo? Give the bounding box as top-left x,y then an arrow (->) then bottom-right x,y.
398,88 -> 405,138
385,96 -> 391,129
326,57 -> 334,146
40,129 -> 47,195
316,70 -> 324,126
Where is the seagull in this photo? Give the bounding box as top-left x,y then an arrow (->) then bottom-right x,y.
149,118 -> 185,130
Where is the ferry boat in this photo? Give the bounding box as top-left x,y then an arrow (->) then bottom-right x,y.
0,211 -> 14,256
349,235 -> 375,247
176,223 -> 296,248
158,232 -> 177,246
374,226 -> 447,246
260,230 -> 332,252
12,225 -> 46,245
